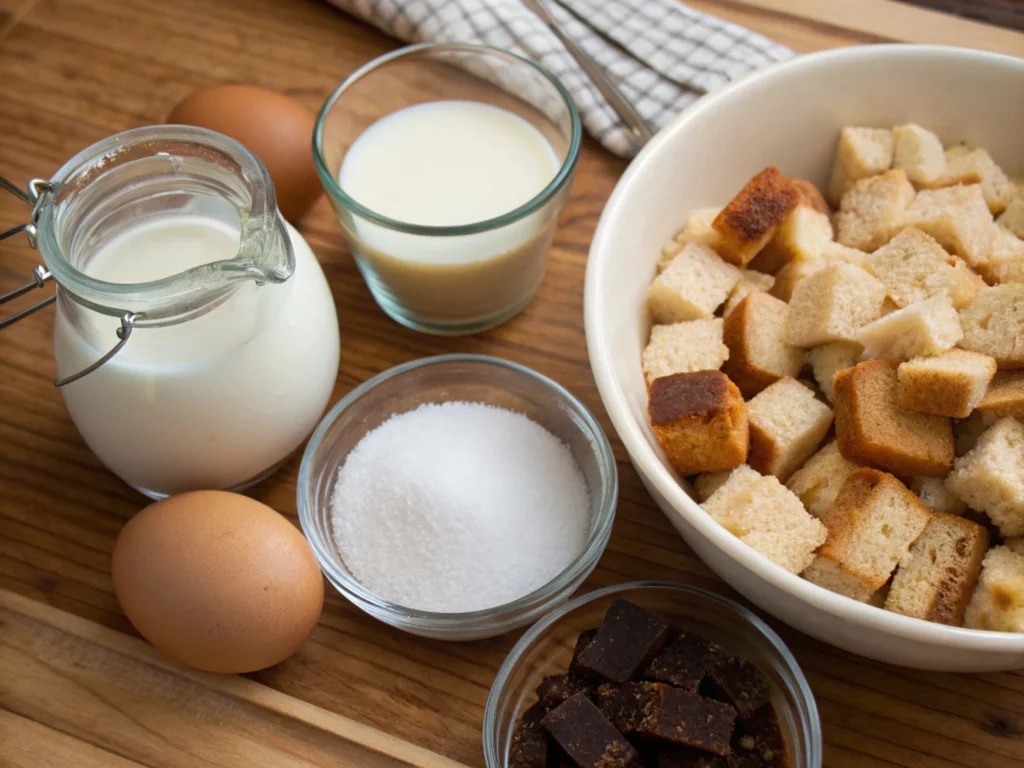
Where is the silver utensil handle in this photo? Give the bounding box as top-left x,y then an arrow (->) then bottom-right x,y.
522,0 -> 655,152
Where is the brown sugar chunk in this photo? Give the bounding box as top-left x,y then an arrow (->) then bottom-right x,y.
541,693 -> 642,768
656,746 -> 729,767
703,649 -> 772,719
644,627 -> 714,692
731,706 -> 786,767
712,167 -> 802,267
536,672 -> 595,709
648,371 -> 749,476
510,701 -> 552,768
833,359 -> 954,477
575,599 -> 669,683
569,628 -> 598,675
598,682 -> 736,755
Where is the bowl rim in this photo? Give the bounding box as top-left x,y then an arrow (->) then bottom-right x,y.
584,44 -> 1024,652
297,353 -> 618,631
483,580 -> 822,768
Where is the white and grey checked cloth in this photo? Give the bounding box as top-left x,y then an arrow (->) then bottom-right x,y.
327,0 -> 793,157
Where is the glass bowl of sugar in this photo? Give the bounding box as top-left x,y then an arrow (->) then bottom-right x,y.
297,354 -> 617,640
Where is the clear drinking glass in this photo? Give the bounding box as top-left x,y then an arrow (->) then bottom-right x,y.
313,43 -> 581,336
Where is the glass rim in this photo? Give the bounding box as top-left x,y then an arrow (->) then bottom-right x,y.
35,124 -> 290,317
482,580 -> 823,768
296,353 -> 618,630
311,42 -> 583,237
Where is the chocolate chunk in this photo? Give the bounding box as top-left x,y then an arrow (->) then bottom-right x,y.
645,628 -> 713,692
510,702 -> 552,768
656,746 -> 730,767
540,692 -> 643,768
537,672 -> 594,708
731,705 -> 786,767
575,600 -> 669,683
569,628 -> 598,675
597,682 -> 736,756
703,649 -> 771,719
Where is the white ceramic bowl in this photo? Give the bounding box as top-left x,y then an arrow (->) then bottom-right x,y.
585,45 -> 1024,672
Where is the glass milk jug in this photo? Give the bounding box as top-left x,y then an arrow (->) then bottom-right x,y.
1,126 -> 340,499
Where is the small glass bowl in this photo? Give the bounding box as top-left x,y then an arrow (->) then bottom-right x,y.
297,354 -> 618,640
483,581 -> 822,767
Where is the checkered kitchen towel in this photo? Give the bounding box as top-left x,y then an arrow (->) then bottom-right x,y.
327,0 -> 792,157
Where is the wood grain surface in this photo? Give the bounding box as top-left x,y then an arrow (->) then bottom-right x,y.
1,1 -> 1023,767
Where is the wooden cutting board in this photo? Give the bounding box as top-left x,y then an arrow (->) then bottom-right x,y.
0,589 -> 470,768
1,1 -> 1023,767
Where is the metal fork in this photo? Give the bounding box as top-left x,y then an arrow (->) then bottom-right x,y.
520,0 -> 655,154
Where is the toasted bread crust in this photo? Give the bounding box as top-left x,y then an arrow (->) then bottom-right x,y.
649,372 -> 749,475
833,360 -> 954,477
713,167 -> 801,267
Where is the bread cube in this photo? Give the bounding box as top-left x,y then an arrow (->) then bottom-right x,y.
747,377 -> 834,482
855,292 -> 963,360
885,513 -> 989,624
964,546 -> 1024,632
897,349 -> 997,418
660,207 -> 723,271
902,184 -> 994,268
976,225 -> 1024,285
723,270 -> 775,317
868,227 -> 983,309
648,371 -> 749,476
657,238 -> 685,273
820,240 -> 870,270
786,441 -> 861,518
827,126 -> 894,205
959,284 -> 1024,369
835,169 -> 916,252
648,243 -> 742,323
833,360 -> 954,477
694,470 -> 731,502
808,341 -> 862,401
998,197 -> 1024,240
789,177 -> 830,214
771,257 -> 826,302
702,465 -> 827,573
712,167 -> 801,267
642,318 -> 729,384
977,372 -> 1024,425
723,292 -> 807,397
928,147 -> 1011,215
787,263 -> 887,347
750,206 -> 833,274
945,417 -> 1024,537
892,123 -> 945,186
675,206 -> 723,247
803,469 -> 931,601
910,476 -> 967,516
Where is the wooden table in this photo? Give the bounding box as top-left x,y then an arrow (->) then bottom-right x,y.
2,1 -> 1023,766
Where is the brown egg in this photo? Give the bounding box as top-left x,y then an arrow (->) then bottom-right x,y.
112,491 -> 324,673
168,85 -> 322,222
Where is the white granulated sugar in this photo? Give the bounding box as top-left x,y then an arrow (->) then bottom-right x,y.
330,401 -> 591,613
